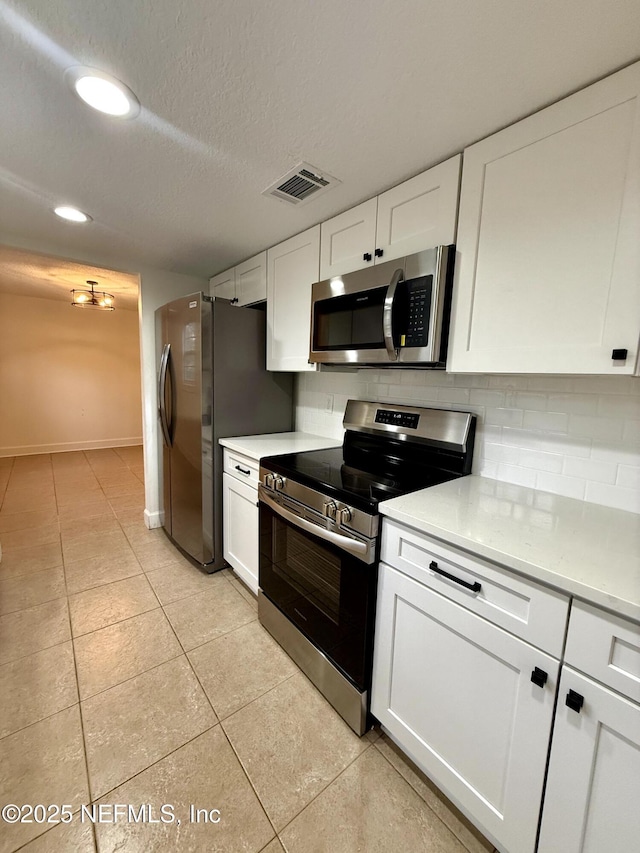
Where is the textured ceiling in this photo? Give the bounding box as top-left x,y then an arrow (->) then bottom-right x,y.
1,0 -> 639,279
0,245 -> 140,309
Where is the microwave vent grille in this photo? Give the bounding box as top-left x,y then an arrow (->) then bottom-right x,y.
263,162 -> 340,206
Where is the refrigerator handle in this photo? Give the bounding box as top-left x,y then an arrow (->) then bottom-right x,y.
158,343 -> 173,447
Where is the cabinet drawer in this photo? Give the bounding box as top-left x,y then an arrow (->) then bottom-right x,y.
381,519 -> 569,656
223,449 -> 260,488
565,601 -> 640,703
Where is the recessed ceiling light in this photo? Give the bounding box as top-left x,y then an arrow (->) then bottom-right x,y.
65,66 -> 140,118
54,206 -> 92,223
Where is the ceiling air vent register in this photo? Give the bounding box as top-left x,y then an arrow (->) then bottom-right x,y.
263,163 -> 340,206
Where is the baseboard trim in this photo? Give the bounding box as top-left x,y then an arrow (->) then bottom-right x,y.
144,509 -> 162,530
0,437 -> 143,457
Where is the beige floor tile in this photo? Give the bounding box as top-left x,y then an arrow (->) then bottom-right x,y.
146,559 -> 227,604
101,483 -> 145,499
69,574 -> 159,636
6,472 -> 54,490
17,820 -> 96,853
0,541 -> 63,579
110,505 -> 146,525
0,456 -> 14,468
62,530 -> 131,563
129,538 -> 184,571
375,736 -> 494,853
82,656 -> 217,799
0,522 -> 60,550
60,514 -> 122,542
0,566 -> 66,614
279,747 -> 467,853
0,706 -> 89,853
0,508 -> 58,533
227,572 -> 259,612
95,726 -> 273,853
121,523 -> 165,547
0,598 -> 71,665
74,609 -> 181,698
57,498 -> 114,520
165,583 -> 256,651
64,551 -> 143,595
189,621 -> 298,719
5,481 -> 56,497
0,492 -> 57,514
262,839 -> 286,853
55,482 -> 103,502
222,673 -> 368,831
108,494 -> 146,513
0,642 -> 78,738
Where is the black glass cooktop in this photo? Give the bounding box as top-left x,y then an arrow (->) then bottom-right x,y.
262,446 -> 456,514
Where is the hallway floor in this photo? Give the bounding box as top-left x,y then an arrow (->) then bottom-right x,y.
0,448 -> 495,853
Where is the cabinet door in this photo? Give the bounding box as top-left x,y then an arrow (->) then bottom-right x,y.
371,563 -> 559,853
319,198 -> 377,279
222,472 -> 259,594
209,268 -> 236,301
375,155 -> 461,262
235,251 -> 267,306
450,62 -> 640,374
267,225 -> 320,371
538,667 -> 640,852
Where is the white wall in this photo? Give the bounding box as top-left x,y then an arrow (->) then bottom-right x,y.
296,370 -> 640,514
0,292 -> 142,455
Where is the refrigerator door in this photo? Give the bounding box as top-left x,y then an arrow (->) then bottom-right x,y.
158,293 -> 213,565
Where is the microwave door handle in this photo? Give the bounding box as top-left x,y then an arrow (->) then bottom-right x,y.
259,489 -> 372,562
383,269 -> 404,362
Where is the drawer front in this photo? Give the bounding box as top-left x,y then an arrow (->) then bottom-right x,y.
565,600 -> 640,703
223,449 -> 260,488
381,519 -> 569,656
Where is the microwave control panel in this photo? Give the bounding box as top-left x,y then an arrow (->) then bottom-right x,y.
401,276 -> 432,348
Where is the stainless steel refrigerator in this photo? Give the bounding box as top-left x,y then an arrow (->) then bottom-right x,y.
156,293 -> 292,570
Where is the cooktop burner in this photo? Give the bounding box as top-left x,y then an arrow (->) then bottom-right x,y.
261,446 -> 455,513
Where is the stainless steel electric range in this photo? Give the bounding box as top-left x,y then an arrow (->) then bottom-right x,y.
257,400 -> 476,735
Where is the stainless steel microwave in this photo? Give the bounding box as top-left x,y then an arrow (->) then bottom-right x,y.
309,246 -> 454,366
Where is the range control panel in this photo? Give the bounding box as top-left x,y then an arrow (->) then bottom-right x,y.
401,275 -> 432,348
375,409 -> 420,429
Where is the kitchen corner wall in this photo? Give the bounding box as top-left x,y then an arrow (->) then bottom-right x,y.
295,370 -> 640,514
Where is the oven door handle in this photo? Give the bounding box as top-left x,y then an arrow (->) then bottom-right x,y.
260,490 -> 372,562
383,268 -> 403,362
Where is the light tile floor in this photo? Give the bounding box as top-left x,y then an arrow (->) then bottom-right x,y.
0,448 -> 497,853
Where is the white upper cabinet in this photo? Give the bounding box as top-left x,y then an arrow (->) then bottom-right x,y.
319,155 -> 461,279
209,251 -> 267,306
209,267 -> 236,301
267,225 -> 320,371
235,251 -> 267,306
449,61 -> 640,374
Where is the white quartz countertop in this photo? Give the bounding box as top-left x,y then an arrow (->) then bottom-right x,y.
379,475 -> 640,623
219,432 -> 341,461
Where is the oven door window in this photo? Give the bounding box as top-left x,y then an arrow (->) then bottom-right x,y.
259,503 -> 376,691
313,286 -> 387,351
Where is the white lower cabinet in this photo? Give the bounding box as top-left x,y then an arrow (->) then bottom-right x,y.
538,666 -> 640,853
222,458 -> 259,594
371,562 -> 560,853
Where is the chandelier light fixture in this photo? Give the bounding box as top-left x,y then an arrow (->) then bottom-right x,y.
71,280 -> 115,310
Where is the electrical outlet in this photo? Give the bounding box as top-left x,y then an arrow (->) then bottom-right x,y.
324,394 -> 334,414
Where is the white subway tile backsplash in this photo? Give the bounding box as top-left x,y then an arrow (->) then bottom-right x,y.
585,482 -> 640,513
536,472 -> 586,500
296,371 -> 640,514
523,410 -> 569,433
563,456 -> 618,484
617,465 -> 640,489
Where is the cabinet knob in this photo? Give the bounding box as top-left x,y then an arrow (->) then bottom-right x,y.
565,689 -> 584,713
530,667 -> 548,688
375,248 -> 384,258
363,253 -> 372,262
611,348 -> 628,361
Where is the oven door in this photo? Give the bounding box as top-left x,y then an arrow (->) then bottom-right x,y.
259,495 -> 378,692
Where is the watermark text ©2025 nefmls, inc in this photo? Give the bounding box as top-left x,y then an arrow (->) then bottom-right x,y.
1,803 -> 221,826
